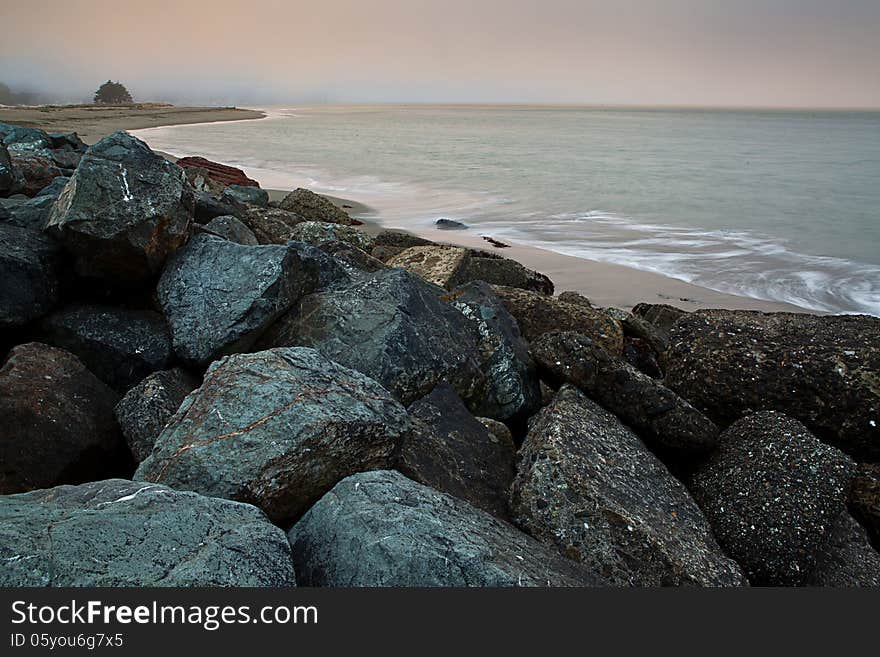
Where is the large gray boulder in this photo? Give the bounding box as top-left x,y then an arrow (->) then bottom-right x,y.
531,331 -> 717,456
157,234 -> 347,368
288,470 -> 603,587
397,383 -> 517,519
278,188 -> 355,225
258,268 -> 487,407
290,220 -> 373,252
135,348 -> 410,525
45,131 -> 193,284
460,250 -> 554,295
115,368 -> 200,463
689,412 -> 856,586
202,214 -> 259,245
0,480 -> 295,587
0,224 -> 60,328
665,310 -> 880,461
1,125 -> 64,196
39,305 -> 172,391
510,385 -> 746,587
0,343 -> 122,494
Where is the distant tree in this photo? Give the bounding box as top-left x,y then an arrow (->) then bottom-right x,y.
93,80 -> 133,104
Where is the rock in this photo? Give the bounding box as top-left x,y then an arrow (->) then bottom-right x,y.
290,220 -> 374,252
689,412 -> 856,586
193,190 -> 237,224
238,206 -> 307,244
115,369 -> 200,463
557,291 -> 593,308
387,245 -> 470,290
0,142 -> 18,196
0,343 -> 123,494
35,175 -> 69,198
397,383 -> 516,519
45,131 -> 193,284
135,348 -> 410,525
631,303 -> 687,346
371,230 -> 436,262
278,188 -> 356,225
221,184 -> 269,207
435,218 -> 468,230
176,156 -> 260,188
492,285 -> 624,354
158,234 -> 347,368
288,470 -> 602,587
258,268 -> 486,407
0,479 -> 295,586
3,193 -> 56,229
2,125 -> 64,196
850,464 -> 880,549
665,310 -> 880,461
461,252 -> 554,295
48,132 -> 87,153
316,240 -> 386,273
806,513 -> 880,587
182,166 -> 227,196
510,385 -> 745,586
477,416 -> 514,445
202,215 -> 259,245
39,305 -> 172,391
532,331 -> 717,456
623,336 -> 663,379
444,281 -> 542,423
0,224 -> 61,328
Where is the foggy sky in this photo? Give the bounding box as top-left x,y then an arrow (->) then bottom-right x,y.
2,0 -> 879,107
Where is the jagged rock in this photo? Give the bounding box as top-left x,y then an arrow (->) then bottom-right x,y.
115,369 -> 200,463
807,513 -> 880,587
202,215 -> 259,245
444,281 -> 542,423
557,291 -> 593,307
135,348 -> 410,525
532,331 -> 717,456
193,190 -> 237,224
850,464 -> 880,550
477,416 -> 514,445
35,175 -> 69,198
176,156 -> 259,188
689,412 -> 856,586
492,285 -> 624,354
1,124 -> 64,196
0,343 -> 123,494
0,479 -> 295,586
0,142 -> 18,196
435,218 -> 468,230
387,245 -> 470,290
371,230 -> 435,262
238,206 -> 306,244
623,336 -> 663,378
48,132 -> 87,152
290,220 -> 374,252
665,310 -> 880,461
221,184 -> 269,207
397,383 -> 516,519
278,188 -> 356,225
158,234 -> 347,368
0,224 -> 61,328
39,305 -> 172,391
258,267 -> 487,407
510,385 -> 746,587
316,240 -> 386,273
460,252 -> 554,295
45,131 -> 193,284
631,303 -> 687,346
2,193 -> 55,229
288,470 -> 602,587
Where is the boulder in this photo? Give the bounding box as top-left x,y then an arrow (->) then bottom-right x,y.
397,383 -> 516,519
290,220 -> 374,252
2,193 -> 56,229
2,125 -> 64,196
45,131 -> 193,284
435,218 -> 468,230
689,412 -> 856,586
0,142 -> 18,196
115,368 -> 200,463
806,513 -> 880,587
665,310 -> 880,461
850,464 -> 880,549
531,331 -> 717,456
288,470 -> 602,587
316,240 -> 386,273
135,348 -> 410,525
492,285 -> 624,354
0,224 -> 61,328
631,303 -> 687,347
48,132 -> 88,153
387,245 -> 470,290
193,190 -> 238,224
238,206 -> 307,244
0,343 -> 123,494
510,385 -> 746,587
278,188 -> 356,225
157,234 -> 347,368
39,305 -> 172,391
258,268 -> 487,407
35,176 -> 69,198
460,252 -> 554,295
0,479 -> 295,587
557,291 -> 593,308
444,280 -> 542,423
221,184 -> 269,207
202,215 -> 259,245
176,156 -> 260,188
371,230 -> 435,262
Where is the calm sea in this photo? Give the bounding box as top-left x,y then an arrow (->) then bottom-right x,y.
132,105 -> 880,315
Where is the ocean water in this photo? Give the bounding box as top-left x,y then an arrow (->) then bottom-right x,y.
132,105 -> 880,315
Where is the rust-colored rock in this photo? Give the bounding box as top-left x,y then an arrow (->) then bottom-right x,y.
176,156 -> 260,189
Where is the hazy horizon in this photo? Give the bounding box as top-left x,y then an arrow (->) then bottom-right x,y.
2,0 -> 879,109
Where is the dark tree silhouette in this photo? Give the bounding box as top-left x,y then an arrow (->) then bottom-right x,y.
93,80 -> 133,104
